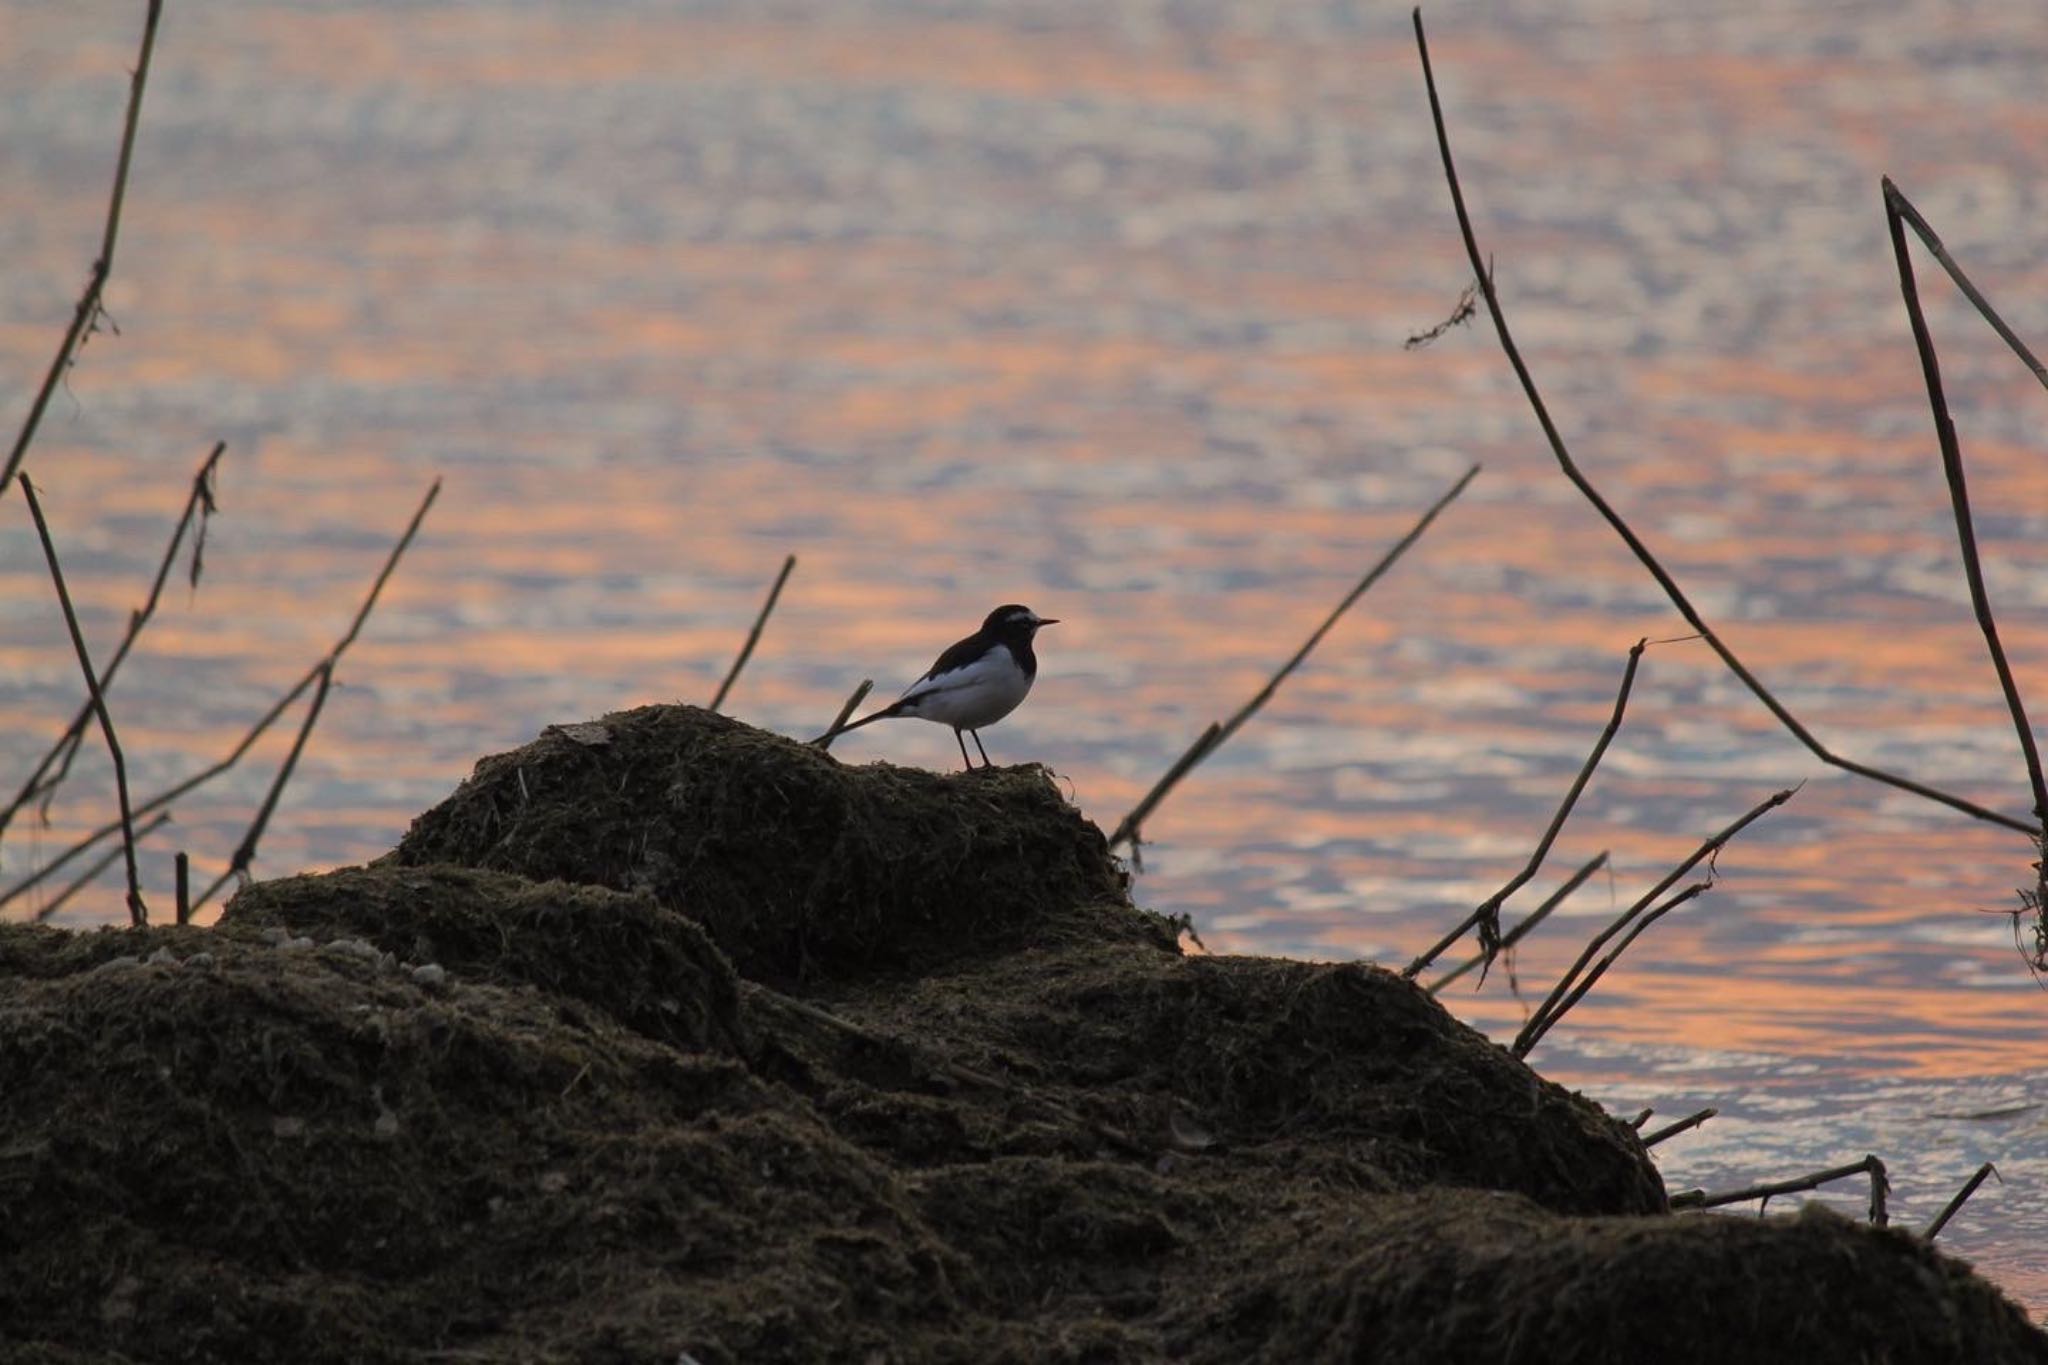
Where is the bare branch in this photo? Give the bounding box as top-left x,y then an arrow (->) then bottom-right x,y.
1641,1107 -> 1717,1148
31,811 -> 171,924
813,679 -> 874,752
1,481 -> 438,915
1513,784 -> 1797,1058
1428,849 -> 1609,995
1409,8 -> 2033,837
1109,464 -> 1479,855
1406,640 -> 1644,979
3,1 -> 166,494
1671,1154 -> 1890,1227
2,442 -> 224,841
18,474 -> 148,924
1883,183 -> 2047,392
710,554 -> 796,713
189,662 -> 336,913
1882,180 -> 2048,833
1923,1162 -> 2000,1242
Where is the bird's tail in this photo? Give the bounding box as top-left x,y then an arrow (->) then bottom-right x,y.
811,700 -> 903,746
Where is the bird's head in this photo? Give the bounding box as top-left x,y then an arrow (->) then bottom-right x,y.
984,603 -> 1058,637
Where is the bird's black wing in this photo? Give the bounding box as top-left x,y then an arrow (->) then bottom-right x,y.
912,631 -> 990,687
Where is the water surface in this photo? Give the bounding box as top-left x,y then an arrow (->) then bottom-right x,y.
3,0 -> 2045,1312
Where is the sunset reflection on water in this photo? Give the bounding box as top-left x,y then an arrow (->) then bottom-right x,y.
3,0 -> 2046,1312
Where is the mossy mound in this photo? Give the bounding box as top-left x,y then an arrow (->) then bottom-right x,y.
0,920 -> 951,1364
4,710 -> 2042,1363
821,943 -> 1664,1217
223,863 -> 744,1054
390,704 -> 1156,986
1185,1195 -> 2042,1365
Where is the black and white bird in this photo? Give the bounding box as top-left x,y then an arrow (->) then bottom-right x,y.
822,604 -> 1058,769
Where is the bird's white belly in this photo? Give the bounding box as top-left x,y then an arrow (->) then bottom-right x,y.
898,652 -> 1033,730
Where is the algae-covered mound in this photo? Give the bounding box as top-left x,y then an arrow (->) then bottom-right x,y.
390,705 -> 1150,985
3,708 -> 2043,1364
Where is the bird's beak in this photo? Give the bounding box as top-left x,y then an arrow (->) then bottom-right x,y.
1038,617 -> 1060,627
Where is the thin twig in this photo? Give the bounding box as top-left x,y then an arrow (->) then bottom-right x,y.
1883,183 -> 2047,392
1513,784 -> 1797,1058
1883,180 -> 2048,835
710,554 -> 795,713
1404,281 -> 1477,350
1671,1154 -> 1890,1227
189,662 -> 335,912
813,679 -> 874,752
1405,640 -> 1644,979
1923,1162 -> 2000,1241
1410,8 -> 2033,838
1107,724 -> 1222,868
1428,849 -> 1609,995
1515,880 -> 1711,1058
1641,1107 -> 1717,1148
1108,464 -> 1478,854
0,482 -> 438,914
19,474 -> 149,924
2,442 -> 223,839
31,811 -> 172,924
3,1 -> 166,495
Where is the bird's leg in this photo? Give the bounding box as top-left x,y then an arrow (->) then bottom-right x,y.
953,727 -> 976,770
970,730 -> 993,767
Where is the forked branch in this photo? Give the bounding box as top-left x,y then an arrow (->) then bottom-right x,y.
1410,7 -> 2033,838
1405,640 -> 1645,980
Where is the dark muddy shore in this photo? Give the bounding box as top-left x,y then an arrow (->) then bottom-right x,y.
3,706 -> 2041,1363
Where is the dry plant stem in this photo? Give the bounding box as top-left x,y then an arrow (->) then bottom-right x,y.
1883,181 -> 2048,831
1883,182 -> 2048,392
0,481 -> 439,914
710,554 -> 795,713
190,662 -> 335,913
32,811 -> 172,924
174,850 -> 191,926
1405,640 -> 1644,979
1641,1107 -> 1717,1148
1,442 -> 223,840
1671,1154 -> 1891,1227
1410,9 -> 2032,837
1108,463 -> 1479,853
1514,880 -> 1711,1058
814,679 -> 874,752
1513,784 -> 1796,1058
2,1 -> 165,494
1923,1162 -> 2000,1241
1428,848 -> 1609,995
19,474 -> 149,924
1107,723 -> 1223,859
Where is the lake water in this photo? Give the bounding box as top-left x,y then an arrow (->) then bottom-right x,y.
3,0 -> 2045,1314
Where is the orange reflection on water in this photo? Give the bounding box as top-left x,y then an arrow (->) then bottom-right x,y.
4,0 -> 2048,1308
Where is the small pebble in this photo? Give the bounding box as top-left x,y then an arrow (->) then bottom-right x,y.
411,963 -> 447,988
320,937 -> 382,963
